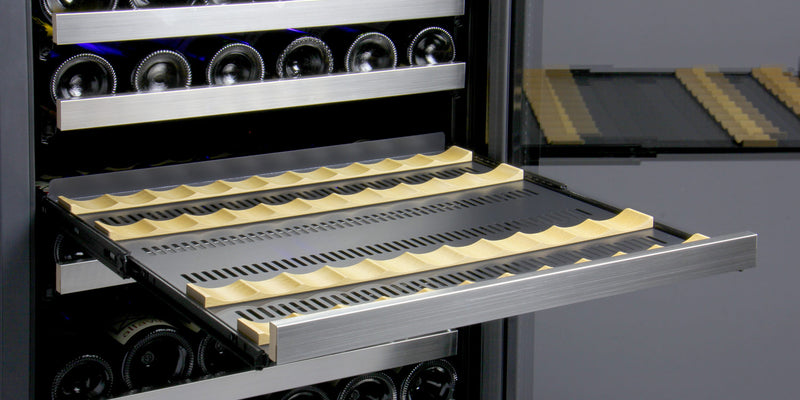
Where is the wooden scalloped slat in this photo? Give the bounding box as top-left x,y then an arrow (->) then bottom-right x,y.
546,69 -> 601,137
707,72 -> 785,139
752,67 -> 800,116
683,233 -> 710,243
676,68 -> 776,147
523,69 -> 584,145
96,163 -> 524,241
59,146 -> 473,215
238,264 -> 554,346
187,208 -> 654,310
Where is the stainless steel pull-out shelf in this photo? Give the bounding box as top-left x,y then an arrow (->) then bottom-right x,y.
43,134 -> 756,367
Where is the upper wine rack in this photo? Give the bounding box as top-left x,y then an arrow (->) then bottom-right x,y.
52,0 -> 465,44
57,63 -> 466,130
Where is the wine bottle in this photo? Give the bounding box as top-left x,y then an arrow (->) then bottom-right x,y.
39,0 -> 118,23
175,37 -> 265,86
324,27 -> 397,73
275,386 -> 332,400
399,359 -> 457,400
46,47 -> 117,103
337,372 -> 397,400
128,0 -> 204,10
57,40 -> 192,93
54,234 -> 93,265
131,49 -> 192,92
196,333 -> 247,376
207,42 -> 264,85
50,354 -> 115,400
205,0 -> 251,4
43,309 -> 115,400
258,30 -> 333,79
107,315 -> 195,390
406,27 -> 455,66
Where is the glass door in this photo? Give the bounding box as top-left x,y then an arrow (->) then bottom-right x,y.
511,0 -> 800,164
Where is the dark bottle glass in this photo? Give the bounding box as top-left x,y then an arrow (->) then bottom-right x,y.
54,234 -> 93,265
406,27 -> 455,66
50,354 -> 115,400
207,42 -> 264,85
205,0 -> 250,4
345,32 -> 397,73
132,49 -> 192,92
43,309 -> 115,400
128,0 -> 204,10
196,333 -> 247,375
174,37 -> 265,86
325,27 -> 397,73
48,49 -> 117,103
39,0 -> 118,23
107,315 -> 195,390
276,386 -> 332,400
60,41 -> 192,93
399,359 -> 457,400
264,30 -> 334,78
337,372 -> 397,400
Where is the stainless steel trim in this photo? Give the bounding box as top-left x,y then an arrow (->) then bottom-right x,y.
56,259 -> 131,294
486,0 -> 512,162
521,0 -> 543,70
505,313 -> 536,400
480,320 -> 505,400
57,63 -> 466,130
52,0 -> 465,44
269,232 -> 756,363
509,0 -> 543,165
116,330 -> 457,400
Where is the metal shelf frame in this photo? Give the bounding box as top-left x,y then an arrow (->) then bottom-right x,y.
267,232 -> 755,363
44,135 -> 757,366
52,0 -> 465,44
57,63 -> 466,130
56,259 -> 131,294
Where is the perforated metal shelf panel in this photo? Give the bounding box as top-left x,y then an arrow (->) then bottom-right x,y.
44,134 -> 756,366
213,229 -> 676,323
115,167 -> 609,288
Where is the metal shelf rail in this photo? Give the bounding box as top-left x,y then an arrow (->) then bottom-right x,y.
52,0 -> 465,44
57,63 -> 466,130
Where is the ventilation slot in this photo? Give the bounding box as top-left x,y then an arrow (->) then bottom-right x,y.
235,311 -> 252,321
257,307 -> 277,319
647,235 -> 668,245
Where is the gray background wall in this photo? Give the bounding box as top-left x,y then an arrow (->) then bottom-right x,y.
533,158 -> 800,399
542,0 -> 800,70
531,2 -> 799,398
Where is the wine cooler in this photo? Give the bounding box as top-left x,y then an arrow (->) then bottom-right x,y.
0,0 -> 759,399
